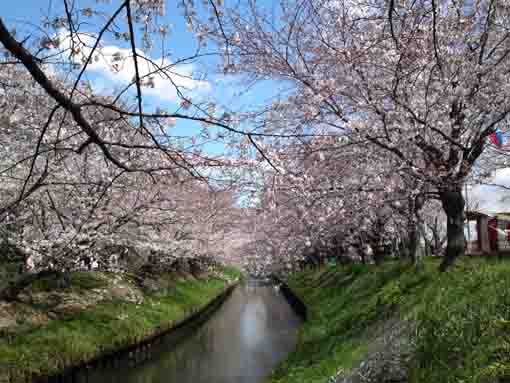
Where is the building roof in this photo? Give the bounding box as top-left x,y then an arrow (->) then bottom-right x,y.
466,210 -> 510,221
466,210 -> 488,220
495,213 -> 510,221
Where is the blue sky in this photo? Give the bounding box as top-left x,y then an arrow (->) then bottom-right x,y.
2,0 -> 283,158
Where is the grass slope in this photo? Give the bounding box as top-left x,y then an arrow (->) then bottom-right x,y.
268,258 -> 510,383
0,266 -> 241,383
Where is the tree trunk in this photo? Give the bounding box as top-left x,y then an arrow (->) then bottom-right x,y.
407,193 -> 425,264
407,224 -> 418,264
357,236 -> 366,264
373,245 -> 384,265
419,223 -> 431,258
370,235 -> 384,265
432,218 -> 440,256
439,188 -> 465,272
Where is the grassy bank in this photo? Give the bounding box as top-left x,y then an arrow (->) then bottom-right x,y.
0,266 -> 241,382
268,258 -> 510,383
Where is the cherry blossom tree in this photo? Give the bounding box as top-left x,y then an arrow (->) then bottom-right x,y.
240,135 -> 422,272
0,0 -> 243,197
194,0 -> 510,270
5,0 -> 510,274
0,1 -> 254,276
0,62 -> 242,277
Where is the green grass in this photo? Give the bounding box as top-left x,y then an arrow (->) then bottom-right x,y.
267,257 -> 510,383
0,269 -> 239,382
219,265 -> 243,281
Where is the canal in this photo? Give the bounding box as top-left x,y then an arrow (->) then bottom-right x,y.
73,280 -> 303,383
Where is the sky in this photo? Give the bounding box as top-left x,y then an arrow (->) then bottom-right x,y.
3,0 -> 510,213
2,0 -> 282,157
469,168 -> 510,214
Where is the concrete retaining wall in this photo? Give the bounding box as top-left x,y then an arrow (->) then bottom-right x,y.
39,282 -> 238,383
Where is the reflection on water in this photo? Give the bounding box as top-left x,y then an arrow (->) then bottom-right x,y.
77,281 -> 302,383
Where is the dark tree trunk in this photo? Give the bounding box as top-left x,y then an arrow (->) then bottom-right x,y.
439,188 -> 465,272
373,246 -> 385,265
407,223 -> 418,264
357,236 -> 366,264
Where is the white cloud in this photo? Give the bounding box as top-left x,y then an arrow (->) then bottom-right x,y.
53,31 -> 210,102
467,168 -> 510,214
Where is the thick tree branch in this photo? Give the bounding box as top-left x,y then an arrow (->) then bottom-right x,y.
0,17 -> 130,171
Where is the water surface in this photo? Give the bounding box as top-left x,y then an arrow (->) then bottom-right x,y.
76,281 -> 302,383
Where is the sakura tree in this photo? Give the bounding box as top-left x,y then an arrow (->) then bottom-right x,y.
243,135 -> 420,271
195,0 -> 510,270
0,60 -> 242,275
0,0 -> 245,203
0,0 -> 254,275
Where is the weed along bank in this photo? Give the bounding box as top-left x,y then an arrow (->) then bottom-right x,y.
66,278 -> 303,383
0,268 -> 310,383
265,258 -> 510,383
0,265 -> 241,383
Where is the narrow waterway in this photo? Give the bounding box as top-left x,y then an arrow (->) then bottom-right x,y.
73,281 -> 302,383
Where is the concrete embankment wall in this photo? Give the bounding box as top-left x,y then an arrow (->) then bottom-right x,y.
273,277 -> 307,320
42,283 -> 238,383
